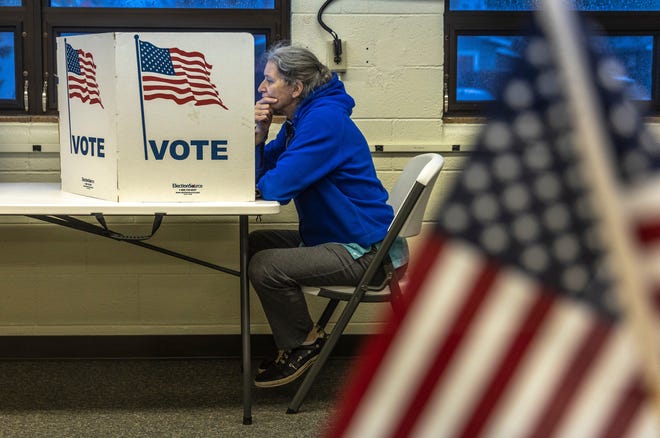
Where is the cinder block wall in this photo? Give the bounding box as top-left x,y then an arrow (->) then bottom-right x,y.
0,0 -> 478,336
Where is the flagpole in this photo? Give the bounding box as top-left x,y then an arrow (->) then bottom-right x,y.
538,1 -> 660,419
134,34 -> 149,161
64,39 -> 74,155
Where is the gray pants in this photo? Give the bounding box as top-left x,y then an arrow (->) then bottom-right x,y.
248,229 -> 377,350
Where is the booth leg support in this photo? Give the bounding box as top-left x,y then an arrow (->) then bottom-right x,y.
239,215 -> 252,425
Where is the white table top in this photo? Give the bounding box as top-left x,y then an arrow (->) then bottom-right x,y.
0,183 -> 280,216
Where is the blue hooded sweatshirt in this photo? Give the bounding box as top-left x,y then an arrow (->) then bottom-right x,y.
256,74 -> 393,247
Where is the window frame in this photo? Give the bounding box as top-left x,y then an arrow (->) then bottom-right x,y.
0,0 -> 290,117
0,1 -> 37,113
443,8 -> 660,121
0,23 -> 24,111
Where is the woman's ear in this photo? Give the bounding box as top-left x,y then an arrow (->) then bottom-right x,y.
291,80 -> 303,99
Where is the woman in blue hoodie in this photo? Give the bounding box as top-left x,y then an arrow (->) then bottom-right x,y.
249,43 -> 404,388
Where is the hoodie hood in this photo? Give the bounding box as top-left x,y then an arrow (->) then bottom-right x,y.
292,74 -> 355,123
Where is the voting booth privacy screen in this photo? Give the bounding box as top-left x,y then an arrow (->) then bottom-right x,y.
56,32 -> 255,202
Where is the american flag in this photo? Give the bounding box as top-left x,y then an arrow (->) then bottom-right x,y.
327,6 -> 660,438
66,42 -> 103,108
138,39 -> 228,109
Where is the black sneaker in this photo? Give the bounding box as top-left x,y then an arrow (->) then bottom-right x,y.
257,328 -> 326,375
254,338 -> 324,388
257,351 -> 281,374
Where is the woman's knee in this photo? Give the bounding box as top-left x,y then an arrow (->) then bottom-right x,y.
248,229 -> 269,245
248,230 -> 269,259
248,250 -> 279,287
248,250 -> 266,283
248,250 -> 297,294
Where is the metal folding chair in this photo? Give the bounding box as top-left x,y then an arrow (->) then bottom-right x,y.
287,153 -> 445,413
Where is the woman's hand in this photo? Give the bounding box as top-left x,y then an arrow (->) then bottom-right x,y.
255,97 -> 277,145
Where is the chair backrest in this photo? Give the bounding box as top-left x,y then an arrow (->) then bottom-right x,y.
387,153 -> 444,238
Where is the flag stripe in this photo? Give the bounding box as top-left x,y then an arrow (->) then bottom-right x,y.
392,257 -> 499,437
553,329 -> 640,437
169,47 -> 213,69
455,290 -> 554,438
326,234 -> 447,437
346,239 -> 488,437
67,92 -> 102,106
408,264 -> 541,437
68,78 -> 100,90
636,222 -> 660,244
622,400 -> 658,438
142,83 -> 219,96
143,94 -> 203,105
172,62 -> 212,79
142,75 -> 217,89
527,321 -> 611,437
143,85 -> 218,97
479,297 -> 594,437
597,378 -> 646,438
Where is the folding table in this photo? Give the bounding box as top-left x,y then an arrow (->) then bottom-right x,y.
0,182 -> 280,425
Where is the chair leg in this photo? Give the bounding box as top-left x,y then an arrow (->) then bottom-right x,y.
287,293 -> 364,413
388,275 -> 405,314
390,295 -> 401,314
316,299 -> 340,331
286,323 -> 338,413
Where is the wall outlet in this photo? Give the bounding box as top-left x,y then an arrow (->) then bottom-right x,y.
327,40 -> 347,73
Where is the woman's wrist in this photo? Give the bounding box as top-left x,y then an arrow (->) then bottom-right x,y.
255,130 -> 268,146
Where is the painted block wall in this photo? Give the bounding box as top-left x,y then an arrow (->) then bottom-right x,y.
0,0 -> 481,336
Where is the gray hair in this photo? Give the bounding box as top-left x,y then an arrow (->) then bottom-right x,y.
265,42 -> 333,100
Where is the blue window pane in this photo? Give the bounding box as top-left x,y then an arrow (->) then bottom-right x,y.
450,0 -> 660,11
0,32 -> 16,100
254,34 -> 266,98
456,36 -> 525,101
599,36 -> 652,100
0,0 -> 21,5
50,0 -> 274,8
456,35 -> 652,101
450,1 -> 534,10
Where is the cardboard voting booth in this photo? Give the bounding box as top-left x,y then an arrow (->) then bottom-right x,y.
56,32 -> 255,202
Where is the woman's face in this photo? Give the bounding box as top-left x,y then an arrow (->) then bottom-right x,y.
258,61 -> 302,118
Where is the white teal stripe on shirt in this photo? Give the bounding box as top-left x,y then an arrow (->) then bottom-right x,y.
340,237 -> 409,269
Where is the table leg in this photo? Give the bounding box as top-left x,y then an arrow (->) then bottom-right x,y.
239,215 -> 252,425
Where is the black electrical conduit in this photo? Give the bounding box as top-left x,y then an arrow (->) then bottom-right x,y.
317,0 -> 343,64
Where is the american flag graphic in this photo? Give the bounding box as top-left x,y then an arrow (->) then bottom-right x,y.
138,39 -> 228,109
66,42 -> 103,108
327,5 -> 660,438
